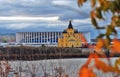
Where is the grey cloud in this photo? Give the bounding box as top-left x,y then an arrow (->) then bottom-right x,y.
0,0 -> 90,20
59,11 -> 89,21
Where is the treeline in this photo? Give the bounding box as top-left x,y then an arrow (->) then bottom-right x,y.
0,46 -> 90,60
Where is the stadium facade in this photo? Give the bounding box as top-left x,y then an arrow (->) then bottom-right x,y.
16,32 -> 62,45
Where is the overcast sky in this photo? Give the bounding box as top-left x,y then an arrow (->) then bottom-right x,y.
0,0 -> 116,39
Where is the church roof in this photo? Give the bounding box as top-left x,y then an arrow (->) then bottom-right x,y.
62,29 -> 67,33
68,20 -> 73,29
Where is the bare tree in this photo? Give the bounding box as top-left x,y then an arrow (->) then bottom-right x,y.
0,60 -> 11,77
25,62 -> 39,77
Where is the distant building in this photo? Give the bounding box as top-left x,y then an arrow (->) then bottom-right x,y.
58,20 -> 85,47
0,33 -> 15,43
16,21 -> 91,46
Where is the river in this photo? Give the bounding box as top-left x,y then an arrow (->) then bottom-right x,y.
7,58 -> 119,77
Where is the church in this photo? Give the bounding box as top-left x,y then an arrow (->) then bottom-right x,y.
58,20 -> 84,47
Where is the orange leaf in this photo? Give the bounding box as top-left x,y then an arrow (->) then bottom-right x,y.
91,0 -> 96,7
94,39 -> 105,54
95,59 -> 114,73
79,66 -> 96,77
79,33 -> 87,45
79,54 -> 98,77
78,0 -> 86,6
98,0 -> 105,5
96,39 -> 104,48
91,54 -> 114,73
111,38 -> 120,53
90,10 -> 96,18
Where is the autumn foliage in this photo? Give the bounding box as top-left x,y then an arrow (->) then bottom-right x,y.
111,38 -> 120,53
78,0 -> 120,76
78,0 -> 120,46
79,53 -> 120,77
79,37 -> 120,77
